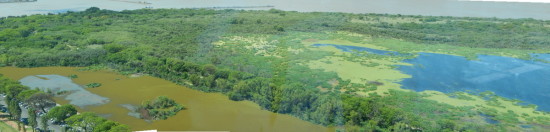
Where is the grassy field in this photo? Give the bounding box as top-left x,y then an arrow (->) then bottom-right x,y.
0,121 -> 18,132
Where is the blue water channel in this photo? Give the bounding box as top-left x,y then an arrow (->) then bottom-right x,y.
312,44 -> 400,55
312,44 -> 550,111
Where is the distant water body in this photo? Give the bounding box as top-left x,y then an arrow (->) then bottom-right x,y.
312,44 -> 400,55
1,0 -> 550,20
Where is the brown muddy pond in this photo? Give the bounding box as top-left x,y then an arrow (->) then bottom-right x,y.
0,67 -> 331,132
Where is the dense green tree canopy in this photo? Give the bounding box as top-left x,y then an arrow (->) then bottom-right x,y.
46,104 -> 77,123
28,107 -> 38,130
25,92 -> 56,112
66,112 -> 130,132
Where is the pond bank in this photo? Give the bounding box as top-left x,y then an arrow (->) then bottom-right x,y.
0,67 -> 331,132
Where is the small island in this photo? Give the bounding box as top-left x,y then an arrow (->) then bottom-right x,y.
85,82 -> 102,88
137,96 -> 185,120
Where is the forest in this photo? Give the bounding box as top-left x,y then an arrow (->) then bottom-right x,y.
1,7 -> 550,131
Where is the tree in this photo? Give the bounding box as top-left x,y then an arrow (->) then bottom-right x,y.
65,112 -> 105,132
93,120 -> 118,132
28,107 -> 38,131
0,76 -> 16,94
202,64 -> 217,75
5,84 -> 26,100
94,121 -> 131,132
65,112 -> 130,132
17,121 -> 22,131
107,124 -> 131,132
85,7 -> 101,13
7,99 -> 21,120
189,74 -> 200,86
64,112 -> 130,132
40,116 -> 48,131
16,89 -> 40,101
25,93 -> 56,112
46,104 -> 77,123
104,44 -> 126,53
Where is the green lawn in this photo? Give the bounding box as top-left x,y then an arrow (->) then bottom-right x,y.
0,121 -> 17,132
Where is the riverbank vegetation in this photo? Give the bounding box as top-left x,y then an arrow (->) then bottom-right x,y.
137,96 -> 185,120
1,7 -> 550,131
0,74 -> 130,131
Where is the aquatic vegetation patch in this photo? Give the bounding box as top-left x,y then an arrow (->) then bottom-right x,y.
137,96 -> 185,120
422,90 -> 550,125
68,74 -> 78,79
85,82 -> 102,88
307,56 -> 410,84
303,40 -> 412,96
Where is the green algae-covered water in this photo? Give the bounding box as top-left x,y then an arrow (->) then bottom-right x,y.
0,67 -> 331,132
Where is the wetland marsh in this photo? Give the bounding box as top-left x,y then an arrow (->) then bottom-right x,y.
2,7 -> 550,131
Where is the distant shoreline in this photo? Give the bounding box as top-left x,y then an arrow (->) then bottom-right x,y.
2,0 -> 550,20
192,5 -> 274,9
464,0 -> 550,3
0,0 -> 36,3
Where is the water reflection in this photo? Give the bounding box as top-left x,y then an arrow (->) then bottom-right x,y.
312,44 -> 400,55
19,75 -> 110,107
